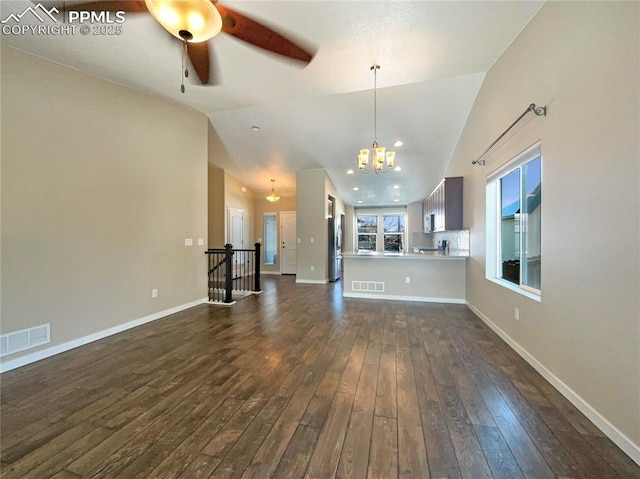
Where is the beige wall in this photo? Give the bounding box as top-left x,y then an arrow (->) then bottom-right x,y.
207,164 -> 225,248
296,169 -> 327,282
223,171 -> 254,248
1,47 -> 208,365
447,2 -> 640,453
296,169 -> 345,282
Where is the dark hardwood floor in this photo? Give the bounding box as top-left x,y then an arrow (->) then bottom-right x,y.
1,275 -> 638,478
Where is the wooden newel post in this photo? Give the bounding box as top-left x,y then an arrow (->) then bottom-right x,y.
254,242 -> 261,292
224,243 -> 233,303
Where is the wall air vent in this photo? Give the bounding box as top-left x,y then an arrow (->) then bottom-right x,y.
352,281 -> 385,292
0,324 -> 50,357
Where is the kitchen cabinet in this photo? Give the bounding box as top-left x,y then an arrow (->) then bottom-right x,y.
423,177 -> 463,232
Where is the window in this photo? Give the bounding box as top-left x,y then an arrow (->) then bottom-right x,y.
356,208 -> 406,253
357,215 -> 377,252
383,215 -> 405,253
486,143 -> 542,300
263,213 -> 277,265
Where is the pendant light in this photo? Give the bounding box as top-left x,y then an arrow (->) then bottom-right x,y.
266,179 -> 280,202
358,64 -> 396,174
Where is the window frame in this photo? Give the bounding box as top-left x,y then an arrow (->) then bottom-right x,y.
356,214 -> 378,253
382,214 -> 406,253
355,208 -> 407,253
486,142 -> 542,301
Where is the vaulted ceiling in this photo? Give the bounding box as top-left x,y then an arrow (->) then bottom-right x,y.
1,0 -> 544,205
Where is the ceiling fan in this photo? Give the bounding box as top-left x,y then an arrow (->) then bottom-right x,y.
55,0 -> 316,87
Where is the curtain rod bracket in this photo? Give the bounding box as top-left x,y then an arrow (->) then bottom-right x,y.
472,102 -> 547,166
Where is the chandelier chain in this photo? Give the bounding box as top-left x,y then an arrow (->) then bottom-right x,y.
373,65 -> 377,145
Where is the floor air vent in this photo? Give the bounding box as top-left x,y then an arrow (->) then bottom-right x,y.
0,324 -> 50,357
352,281 -> 385,293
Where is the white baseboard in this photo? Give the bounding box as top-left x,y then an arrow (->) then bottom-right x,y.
344,292 -> 465,304
0,297 -> 208,373
295,279 -> 329,284
466,301 -> 640,466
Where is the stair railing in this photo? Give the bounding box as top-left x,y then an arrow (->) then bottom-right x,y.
205,243 -> 261,304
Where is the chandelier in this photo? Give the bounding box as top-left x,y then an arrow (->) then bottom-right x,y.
266,179 -> 280,202
358,64 -> 396,174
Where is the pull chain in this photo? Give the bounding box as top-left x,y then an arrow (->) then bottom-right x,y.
180,42 -> 189,93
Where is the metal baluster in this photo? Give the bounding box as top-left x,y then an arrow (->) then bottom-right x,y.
254,242 -> 261,292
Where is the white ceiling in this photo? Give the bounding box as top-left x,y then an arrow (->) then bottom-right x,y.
1,0 -> 544,206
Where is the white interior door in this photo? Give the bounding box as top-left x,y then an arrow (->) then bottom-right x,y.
227,207 -> 244,249
228,207 -> 244,277
280,211 -> 297,275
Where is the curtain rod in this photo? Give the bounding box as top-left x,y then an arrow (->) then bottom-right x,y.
472,103 -> 547,166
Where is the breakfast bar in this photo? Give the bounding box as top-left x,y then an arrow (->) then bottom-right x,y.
342,251 -> 468,303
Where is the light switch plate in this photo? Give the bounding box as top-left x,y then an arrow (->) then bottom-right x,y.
197,238 -> 204,246
185,238 -> 193,246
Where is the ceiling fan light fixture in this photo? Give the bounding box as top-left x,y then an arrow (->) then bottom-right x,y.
145,0 -> 223,43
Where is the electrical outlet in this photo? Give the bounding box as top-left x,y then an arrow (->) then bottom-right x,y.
405,276 -> 411,284
310,266 -> 315,272
310,237 -> 314,243
152,289 -> 158,298
514,307 -> 519,321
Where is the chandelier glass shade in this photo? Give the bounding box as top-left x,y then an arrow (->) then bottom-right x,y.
266,179 -> 280,202
358,65 -> 396,174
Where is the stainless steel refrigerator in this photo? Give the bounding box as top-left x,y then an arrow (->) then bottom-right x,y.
328,216 -> 342,282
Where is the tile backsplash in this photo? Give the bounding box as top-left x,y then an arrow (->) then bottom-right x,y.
411,229 -> 470,252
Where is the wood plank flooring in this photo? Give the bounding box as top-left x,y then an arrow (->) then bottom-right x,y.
1,275 -> 638,478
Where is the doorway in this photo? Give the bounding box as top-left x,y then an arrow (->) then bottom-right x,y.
280,211 -> 297,275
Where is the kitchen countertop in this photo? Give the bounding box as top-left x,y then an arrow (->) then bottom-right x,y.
342,251 -> 469,260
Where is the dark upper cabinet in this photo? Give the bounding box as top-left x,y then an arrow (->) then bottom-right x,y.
423,177 -> 463,233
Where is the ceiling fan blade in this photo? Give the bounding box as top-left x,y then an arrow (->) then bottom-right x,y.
186,42 -> 213,85
217,5 -> 315,64
52,1 -> 148,13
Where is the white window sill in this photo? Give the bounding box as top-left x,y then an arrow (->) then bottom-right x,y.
486,277 -> 542,302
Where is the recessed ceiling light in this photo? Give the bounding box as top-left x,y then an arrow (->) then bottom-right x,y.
394,140 -> 403,147
357,200 -> 363,204
393,184 -> 399,189
394,166 -> 402,172
394,199 -> 400,202
353,186 -> 359,191
251,126 -> 260,131
347,169 -> 354,175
